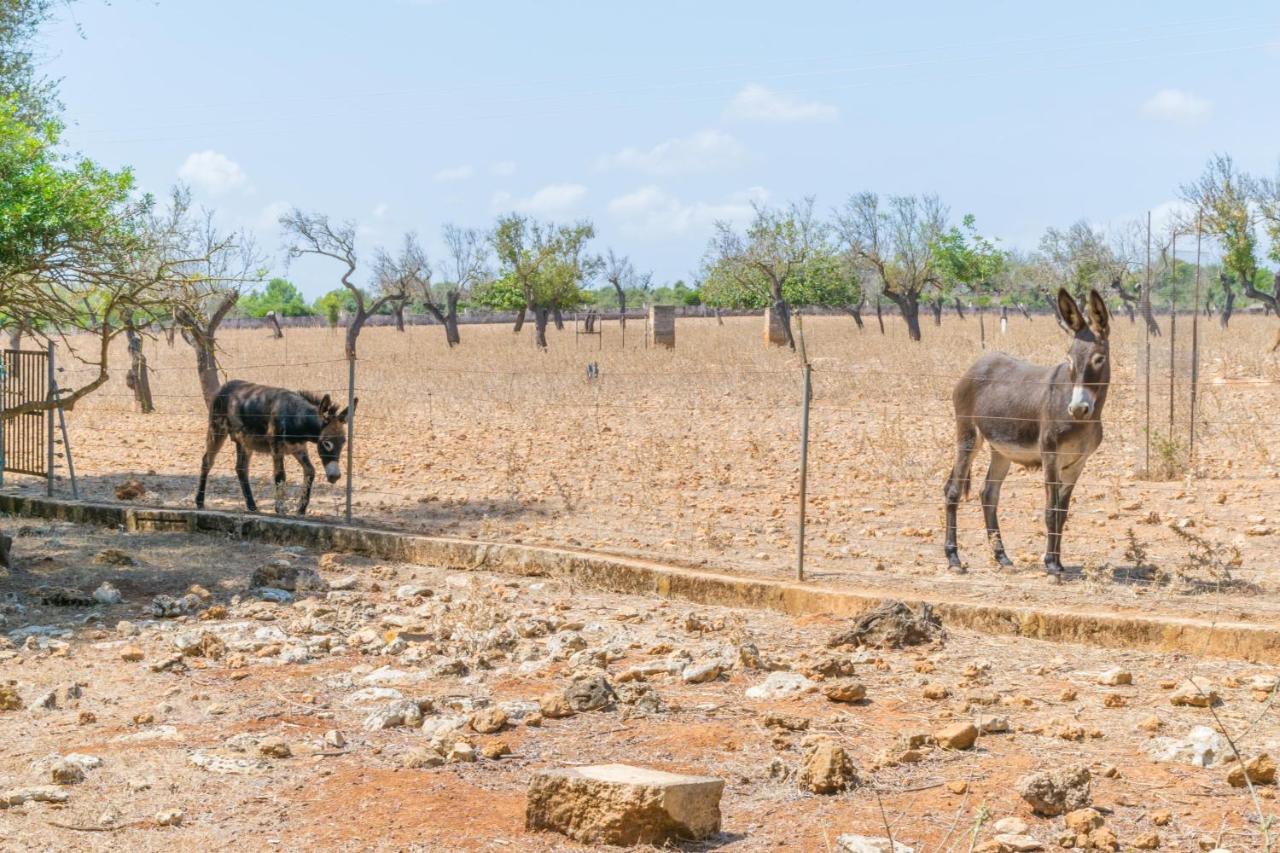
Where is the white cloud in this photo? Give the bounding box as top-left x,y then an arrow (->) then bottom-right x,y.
372,202 -> 390,218
1140,89 -> 1211,124
596,130 -> 748,176
607,185 -> 768,239
491,183 -> 587,216
256,200 -> 291,231
724,84 -> 838,123
489,160 -> 517,177
178,150 -> 249,195
433,164 -> 474,182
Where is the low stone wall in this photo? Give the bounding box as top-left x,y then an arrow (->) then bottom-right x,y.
3,493 -> 1277,663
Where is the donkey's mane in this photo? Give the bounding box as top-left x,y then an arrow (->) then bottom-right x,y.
296,390 -> 333,414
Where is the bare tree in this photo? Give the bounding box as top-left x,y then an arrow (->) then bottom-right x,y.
434,223 -> 490,346
602,249 -> 651,332
836,193 -> 947,342
281,209 -> 402,359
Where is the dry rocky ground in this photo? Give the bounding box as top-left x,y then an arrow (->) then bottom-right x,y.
1,517 -> 1278,851
21,313 -> 1280,629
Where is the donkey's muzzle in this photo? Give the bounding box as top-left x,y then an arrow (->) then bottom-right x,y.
1067,386 -> 1095,419
325,462 -> 342,483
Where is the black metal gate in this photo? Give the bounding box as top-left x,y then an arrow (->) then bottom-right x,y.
1,348 -> 51,481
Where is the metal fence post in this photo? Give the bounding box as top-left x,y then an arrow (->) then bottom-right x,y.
1189,213 -> 1203,470
796,362 -> 811,582
49,348 -> 78,500
345,354 -> 355,524
46,340 -> 54,497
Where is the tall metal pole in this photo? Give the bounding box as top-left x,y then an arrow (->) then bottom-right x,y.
795,312 -> 811,582
1168,233 -> 1177,439
46,340 -> 54,497
345,355 -> 355,524
49,350 -> 78,500
1189,213 -> 1203,469
1144,211 -> 1152,475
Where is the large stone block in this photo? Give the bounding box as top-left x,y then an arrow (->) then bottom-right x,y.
525,763 -> 723,845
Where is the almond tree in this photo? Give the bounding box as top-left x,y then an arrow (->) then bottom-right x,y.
434,223 -> 490,346
1181,155 -> 1257,330
836,193 -> 947,342
281,209 -> 403,359
602,249 -> 650,332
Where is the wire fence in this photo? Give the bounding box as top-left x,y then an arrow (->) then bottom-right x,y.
5,308 -> 1280,620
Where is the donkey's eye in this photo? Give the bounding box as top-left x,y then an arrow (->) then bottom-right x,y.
1091,355 -> 1106,369
321,440 -> 333,451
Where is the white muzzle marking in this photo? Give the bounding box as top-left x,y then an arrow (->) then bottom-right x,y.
324,462 -> 341,481
1067,385 -> 1095,418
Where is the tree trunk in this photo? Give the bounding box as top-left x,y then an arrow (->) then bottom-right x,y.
845,305 -> 864,330
1219,274 -> 1235,329
886,291 -> 922,341
930,299 -> 943,326
953,297 -> 966,320
444,291 -> 461,347
614,284 -> 627,330
1140,274 -> 1161,336
266,312 -> 283,338
714,308 -> 724,326
124,325 -> 154,414
534,307 -> 550,349
1241,270 -> 1280,320
553,307 -> 565,331
393,302 -> 406,333
513,304 -> 527,333
770,285 -> 796,350
875,297 -> 885,335
1017,303 -> 1031,321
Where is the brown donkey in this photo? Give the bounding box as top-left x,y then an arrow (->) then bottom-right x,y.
195,380 -> 354,515
944,288 -> 1111,575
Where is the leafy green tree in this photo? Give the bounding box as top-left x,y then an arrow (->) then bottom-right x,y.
931,214 -> 1007,321
1181,154 -> 1258,328
486,213 -> 597,348
239,278 -> 313,318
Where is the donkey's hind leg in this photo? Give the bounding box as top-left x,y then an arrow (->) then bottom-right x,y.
293,450 -> 315,515
943,422 -> 982,572
981,451 -> 1013,567
195,428 -> 227,509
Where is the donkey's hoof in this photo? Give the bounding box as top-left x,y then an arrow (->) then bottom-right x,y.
1043,561 -> 1065,578
994,551 -> 1014,568
946,556 -> 967,574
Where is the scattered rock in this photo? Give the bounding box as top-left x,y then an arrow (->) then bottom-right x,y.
539,692 -> 576,720
258,736 -> 291,759
50,760 -> 85,785
2,786 -> 69,807
993,817 -> 1029,834
362,699 -> 424,731
480,739 -> 511,760
827,600 -> 944,649
564,675 -> 616,712
0,684 -> 23,711
120,645 -> 144,663
835,836 -> 914,853
93,582 -> 122,605
1227,753 -> 1276,787
824,681 -> 867,703
1015,764 -> 1091,816
470,707 -> 508,734
115,479 -> 146,500
525,763 -> 724,846
1170,677 -> 1219,707
1064,808 -> 1103,833
150,594 -> 200,618
1146,725 -> 1228,767
1097,668 -> 1132,686
681,661 -> 722,684
1132,831 -> 1160,850
991,836 -> 1043,852
745,671 -> 816,700
251,560 -> 327,592
324,730 -> 346,749
94,548 -> 136,566
155,808 -> 184,827
934,722 -> 978,751
402,748 -> 444,769
798,738 -> 859,794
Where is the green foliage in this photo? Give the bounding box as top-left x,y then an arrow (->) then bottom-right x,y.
932,214 -> 1006,306
238,278 -> 313,318
472,272 -> 526,311
489,213 -> 598,312
313,287 -> 359,319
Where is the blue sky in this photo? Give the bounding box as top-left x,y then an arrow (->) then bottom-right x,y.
44,1 -> 1280,298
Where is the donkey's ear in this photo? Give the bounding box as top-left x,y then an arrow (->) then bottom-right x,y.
1057,288 -> 1086,333
319,394 -> 332,414
1087,289 -> 1110,339
337,398 -> 357,424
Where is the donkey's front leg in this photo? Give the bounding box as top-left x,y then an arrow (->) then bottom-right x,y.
981,452 -> 1013,567
272,451 -> 288,515
294,450 -> 315,515
1041,457 -> 1079,576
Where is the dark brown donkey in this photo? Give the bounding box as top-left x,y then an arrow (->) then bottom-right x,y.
195,380 -> 355,514
944,288 -> 1111,576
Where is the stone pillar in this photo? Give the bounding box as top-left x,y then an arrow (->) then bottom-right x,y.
763,307 -> 788,346
648,305 -> 675,348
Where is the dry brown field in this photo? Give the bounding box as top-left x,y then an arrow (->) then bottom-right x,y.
27,309 -> 1279,626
